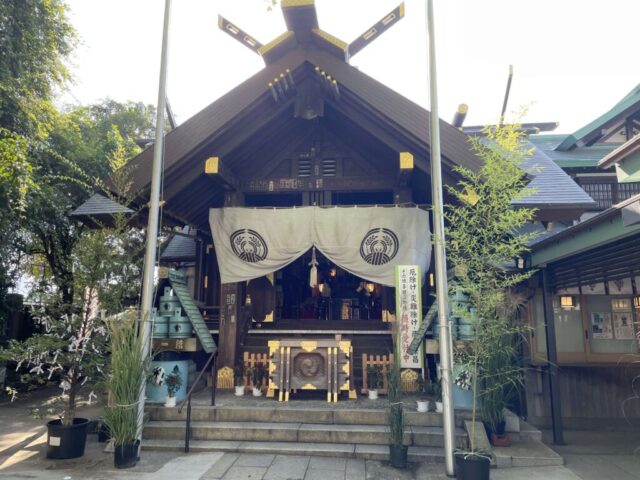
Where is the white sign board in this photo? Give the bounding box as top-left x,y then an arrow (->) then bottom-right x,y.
395,265 -> 422,368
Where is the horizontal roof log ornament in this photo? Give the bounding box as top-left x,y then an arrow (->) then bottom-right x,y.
205,156 -> 238,191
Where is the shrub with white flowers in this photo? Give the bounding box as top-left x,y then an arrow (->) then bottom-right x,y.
2,304 -> 109,425
0,197 -> 142,425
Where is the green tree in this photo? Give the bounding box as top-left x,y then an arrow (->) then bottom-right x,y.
19,101 -> 153,308
0,0 -> 76,329
445,124 -> 538,453
0,0 -> 75,137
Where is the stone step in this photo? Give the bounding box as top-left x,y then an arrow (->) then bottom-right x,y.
143,421 -> 467,448
141,438 -> 446,463
493,439 -> 564,468
146,405 -> 458,428
508,419 -> 543,443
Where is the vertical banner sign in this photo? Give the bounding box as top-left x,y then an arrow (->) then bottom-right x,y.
395,265 -> 422,368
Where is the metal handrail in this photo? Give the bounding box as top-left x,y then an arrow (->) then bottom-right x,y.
178,349 -> 218,453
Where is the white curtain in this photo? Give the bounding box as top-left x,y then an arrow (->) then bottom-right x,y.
209,206 -> 430,287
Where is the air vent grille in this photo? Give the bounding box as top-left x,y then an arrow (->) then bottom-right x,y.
322,158 -> 337,177
298,159 -> 312,177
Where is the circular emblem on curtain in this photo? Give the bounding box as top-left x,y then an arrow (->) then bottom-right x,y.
360,228 -> 399,265
230,229 -> 268,263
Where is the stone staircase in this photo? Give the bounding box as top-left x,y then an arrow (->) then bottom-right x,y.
142,404 -> 468,462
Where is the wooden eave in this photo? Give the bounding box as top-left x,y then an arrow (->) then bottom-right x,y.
125,46 -> 481,228
598,133 -> 640,169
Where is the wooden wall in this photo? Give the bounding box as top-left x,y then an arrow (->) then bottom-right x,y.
525,364 -> 640,430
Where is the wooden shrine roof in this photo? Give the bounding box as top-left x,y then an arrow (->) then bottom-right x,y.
125,47 -> 480,228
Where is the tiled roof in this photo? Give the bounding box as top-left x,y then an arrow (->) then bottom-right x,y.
70,193 -> 133,217
160,226 -> 197,260
555,83 -> 640,151
598,134 -> 640,169
477,138 -> 596,209
539,144 -> 620,168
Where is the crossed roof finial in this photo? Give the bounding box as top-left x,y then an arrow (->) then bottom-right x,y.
218,0 -> 405,65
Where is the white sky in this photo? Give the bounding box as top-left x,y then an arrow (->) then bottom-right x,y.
62,0 -> 640,133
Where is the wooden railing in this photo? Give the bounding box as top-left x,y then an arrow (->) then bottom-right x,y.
361,353 -> 393,394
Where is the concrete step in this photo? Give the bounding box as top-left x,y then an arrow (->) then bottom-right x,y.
493,439 -> 564,468
412,426 -> 468,449
143,421 -> 467,448
141,438 -> 446,463
508,419 -> 543,442
146,405 -> 455,428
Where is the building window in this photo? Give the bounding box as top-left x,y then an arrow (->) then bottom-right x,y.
529,291 -> 639,364
581,182 -> 612,210
579,181 -> 640,210
617,182 -> 640,202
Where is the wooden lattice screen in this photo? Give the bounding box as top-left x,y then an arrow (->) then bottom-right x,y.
361,353 -> 394,395
243,351 -> 269,388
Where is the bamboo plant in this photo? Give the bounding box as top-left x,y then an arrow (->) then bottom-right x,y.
103,310 -> 146,448
387,351 -> 403,448
445,122 -> 538,456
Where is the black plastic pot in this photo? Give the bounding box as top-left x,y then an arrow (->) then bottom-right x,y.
114,440 -> 140,469
97,422 -> 110,443
46,418 -> 89,459
455,453 -> 490,480
389,444 -> 408,469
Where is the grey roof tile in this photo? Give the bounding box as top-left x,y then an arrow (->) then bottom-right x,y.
515,141 -> 596,208
161,226 -> 197,260
70,193 -> 133,217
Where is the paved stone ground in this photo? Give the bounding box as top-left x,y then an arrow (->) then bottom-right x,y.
1,389 -> 639,479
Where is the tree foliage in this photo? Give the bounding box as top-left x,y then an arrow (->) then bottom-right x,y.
445,124 -> 538,453
0,0 -> 76,138
0,0 -> 76,325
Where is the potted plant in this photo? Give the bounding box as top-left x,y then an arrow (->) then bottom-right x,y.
164,366 -> 182,407
250,364 -> 265,397
445,123 -> 538,479
234,363 -> 245,396
1,306 -> 108,459
416,376 -> 429,413
387,343 -> 407,469
103,311 -> 146,468
479,328 -> 521,448
366,364 -> 382,400
481,387 -> 509,447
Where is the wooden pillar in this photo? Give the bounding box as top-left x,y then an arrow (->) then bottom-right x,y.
219,283 -> 243,368
218,191 -> 244,369
194,236 -> 203,302
540,268 -> 565,445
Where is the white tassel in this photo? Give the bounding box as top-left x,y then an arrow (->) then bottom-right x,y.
309,246 -> 318,288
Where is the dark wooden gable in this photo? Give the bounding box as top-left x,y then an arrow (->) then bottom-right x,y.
125,41 -> 480,228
